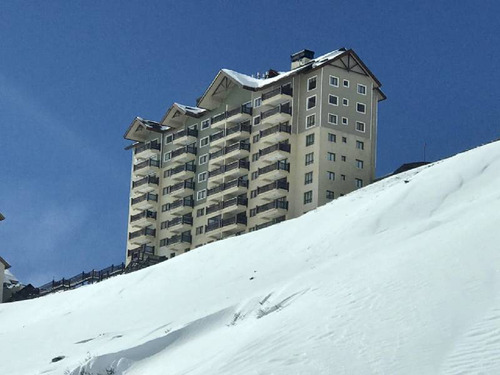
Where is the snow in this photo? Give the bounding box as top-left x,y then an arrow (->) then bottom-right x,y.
1,141 -> 500,374
174,103 -> 207,116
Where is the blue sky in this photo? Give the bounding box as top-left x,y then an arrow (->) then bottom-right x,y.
1,1 -> 499,285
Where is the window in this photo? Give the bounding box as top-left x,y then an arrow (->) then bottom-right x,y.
356,140 -> 365,150
165,134 -> 173,144
196,226 -> 204,235
307,95 -> 316,110
342,98 -> 349,106
355,178 -> 363,188
189,124 -> 198,130
326,190 -> 334,199
327,152 -> 336,161
162,187 -> 168,196
160,238 -> 167,247
342,136 -> 347,143
304,172 -> 313,185
251,171 -> 258,180
197,189 -> 207,200
250,190 -> 257,198
357,84 -> 367,95
356,121 -> 366,132
253,116 -> 261,126
163,170 -> 168,178
304,190 -> 313,204
197,208 -> 205,217
162,204 -> 168,212
161,221 -> 168,229
199,154 -> 208,165
328,133 -> 337,143
254,97 -> 262,107
328,113 -> 338,125
329,75 -> 339,87
306,114 -> 316,129
328,94 -> 338,106
342,117 -> 348,125
163,152 -> 171,162
327,171 -> 335,181
253,134 -> 259,143
341,155 -> 347,162
201,119 -> 210,130
341,174 -> 346,181
307,76 -> 317,91
305,152 -> 314,166
306,133 -> 315,146
252,153 -> 259,162
343,79 -> 349,87
198,171 -> 207,183
356,103 -> 366,114
199,136 -> 209,147
356,159 -> 364,169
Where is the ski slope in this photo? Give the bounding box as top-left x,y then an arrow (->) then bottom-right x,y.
1,141 -> 499,375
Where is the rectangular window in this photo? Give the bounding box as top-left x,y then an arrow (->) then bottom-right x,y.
355,178 -> 363,188
341,155 -> 347,162
356,159 -> 364,169
250,190 -> 257,198
327,152 -> 336,161
342,136 -> 347,143
165,134 -> 173,144
163,152 -> 171,162
199,136 -> 209,147
356,103 -> 366,114
328,133 -> 336,143
357,84 -> 367,95
306,133 -> 315,146
328,113 -> 338,125
326,190 -> 334,199
161,221 -> 168,229
356,121 -> 366,132
356,140 -> 365,150
304,172 -> 313,185
329,75 -> 339,87
198,171 -> 207,183
253,134 -> 259,143
342,117 -> 348,125
305,152 -> 314,166
199,154 -> 208,165
201,119 -> 210,130
306,114 -> 316,129
254,97 -> 262,107
253,116 -> 261,126
304,190 -> 313,204
162,187 -> 168,196
327,171 -> 335,181
197,189 -> 207,200
252,153 -> 259,162
251,171 -> 258,180
197,208 -> 205,217
341,174 -> 346,181
307,76 -> 317,91
343,79 -> 349,88
196,226 -> 203,235
160,238 -> 167,247
342,98 -> 349,106
162,204 -> 168,212
328,94 -> 338,106
307,95 -> 316,110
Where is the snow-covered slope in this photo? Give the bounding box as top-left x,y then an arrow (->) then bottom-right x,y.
1,141 -> 500,375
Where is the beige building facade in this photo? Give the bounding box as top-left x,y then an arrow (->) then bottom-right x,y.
124,48 -> 385,265
0,256 -> 10,303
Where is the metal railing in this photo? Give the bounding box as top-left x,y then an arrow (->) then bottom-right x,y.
261,85 -> 293,102
254,199 -> 289,215
166,163 -> 196,177
256,178 -> 289,196
166,232 -> 192,245
206,196 -> 248,215
166,196 -> 195,211
207,178 -> 248,196
134,141 -> 161,155
210,142 -> 250,160
206,214 -> 247,233
166,215 -> 193,229
173,128 -> 198,140
131,193 -> 158,206
259,123 -> 292,139
130,210 -> 157,223
210,130 -> 225,143
165,180 -> 195,194
259,142 -> 291,157
250,215 -> 286,232
132,175 -> 159,188
171,145 -> 197,159
133,158 -> 160,171
260,102 -> 292,120
129,226 -> 156,240
258,160 -> 290,176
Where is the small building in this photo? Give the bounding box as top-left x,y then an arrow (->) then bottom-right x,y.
0,256 -> 10,303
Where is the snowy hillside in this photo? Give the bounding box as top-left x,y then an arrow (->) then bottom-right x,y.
1,141 -> 500,375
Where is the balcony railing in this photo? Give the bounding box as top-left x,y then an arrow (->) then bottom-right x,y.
166,215 -> 193,229
210,130 -> 225,143
206,196 -> 248,215
226,122 -> 251,137
256,178 -> 289,196
166,163 -> 196,177
133,158 -> 160,171
259,142 -> 291,157
259,123 -> 292,139
211,105 -> 253,125
171,145 -> 197,159
253,199 -> 288,216
130,210 -> 157,223
166,196 -> 195,211
207,178 -> 248,196
258,160 -> 290,176
260,103 -> 292,121
129,227 -> 156,240
132,175 -> 159,189
250,215 -> 286,232
166,232 -> 192,246
165,180 -> 195,194
134,141 -> 161,155
131,193 -> 158,206
173,128 -> 198,141
209,142 -> 250,160
261,85 -> 293,102
128,244 -> 155,257
205,214 -> 247,233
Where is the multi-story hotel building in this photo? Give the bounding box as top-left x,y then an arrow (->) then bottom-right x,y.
123,48 -> 386,266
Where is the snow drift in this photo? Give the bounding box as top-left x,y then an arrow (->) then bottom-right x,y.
1,141 -> 500,375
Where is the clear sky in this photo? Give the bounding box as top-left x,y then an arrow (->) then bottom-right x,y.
1,0 -> 499,285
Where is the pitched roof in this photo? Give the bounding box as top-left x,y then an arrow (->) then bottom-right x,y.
0,256 -> 10,269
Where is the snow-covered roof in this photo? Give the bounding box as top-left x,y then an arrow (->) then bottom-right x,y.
3,269 -> 19,286
173,103 -> 207,116
136,117 -> 169,132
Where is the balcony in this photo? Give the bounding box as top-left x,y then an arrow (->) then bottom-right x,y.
133,158 -> 160,177
130,210 -> 157,228
165,180 -> 195,199
258,160 -> 290,181
172,128 -> 198,146
165,215 -> 193,233
251,199 -> 288,220
205,214 -> 247,238
225,121 -> 251,143
209,141 -> 250,164
131,192 -> 158,210
254,178 -> 289,201
127,244 -> 155,260
132,175 -> 159,194
165,163 -> 196,181
260,103 -> 292,126
261,85 -> 293,106
226,105 -> 253,124
134,141 -> 161,159
259,123 -> 291,144
208,159 -> 250,187
129,226 -> 156,245
165,196 -> 194,216
206,196 -> 248,216
210,130 -> 225,147
165,232 -> 192,251
207,178 -> 248,201
170,145 -> 197,165
258,142 -> 291,163
249,215 -> 286,232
